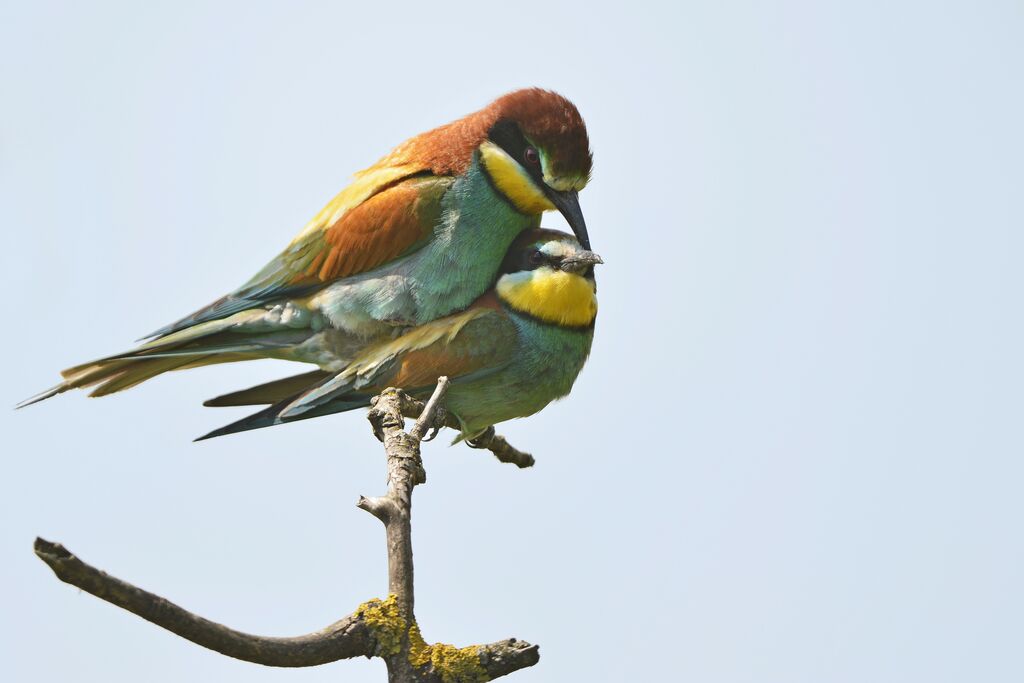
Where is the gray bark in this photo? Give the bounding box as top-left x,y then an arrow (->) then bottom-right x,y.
34,377 -> 540,681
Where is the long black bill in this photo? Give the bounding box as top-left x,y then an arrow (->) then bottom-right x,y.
545,189 -> 591,250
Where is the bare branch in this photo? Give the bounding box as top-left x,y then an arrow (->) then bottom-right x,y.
364,386 -> 429,617
357,495 -> 395,524
466,427 -> 536,468
477,639 -> 541,679
33,538 -> 374,667
410,376 -> 450,441
361,379 -> 538,681
393,391 -> 535,468
35,377 -> 540,681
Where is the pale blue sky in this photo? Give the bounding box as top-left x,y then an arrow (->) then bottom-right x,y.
2,1 -> 1022,681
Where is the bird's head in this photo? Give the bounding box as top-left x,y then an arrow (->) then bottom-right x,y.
383,88 -> 594,247
479,89 -> 594,249
496,229 -> 602,328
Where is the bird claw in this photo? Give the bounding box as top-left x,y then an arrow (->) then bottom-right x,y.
466,426 -> 496,449
422,424 -> 441,442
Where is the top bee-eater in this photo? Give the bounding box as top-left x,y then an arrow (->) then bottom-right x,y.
20,88 -> 593,405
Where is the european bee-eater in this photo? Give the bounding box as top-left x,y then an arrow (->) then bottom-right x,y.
196,229 -> 601,441
20,88 -> 592,407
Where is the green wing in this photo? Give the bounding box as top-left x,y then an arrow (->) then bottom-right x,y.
147,171 -> 453,339
197,299 -> 516,440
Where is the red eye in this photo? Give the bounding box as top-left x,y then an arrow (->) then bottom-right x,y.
523,146 -> 540,166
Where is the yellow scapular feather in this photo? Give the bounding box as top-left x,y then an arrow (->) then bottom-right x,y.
293,163 -> 421,242
341,306 -> 490,378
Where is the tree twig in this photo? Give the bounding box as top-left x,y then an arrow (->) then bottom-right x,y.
466,426 -> 536,469
33,537 -> 374,667
34,376 -> 540,681
392,392 -> 535,468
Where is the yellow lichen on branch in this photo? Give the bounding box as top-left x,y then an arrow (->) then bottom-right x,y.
358,596 -> 486,682
358,593 -> 485,679
408,623 -> 487,683
357,595 -> 405,657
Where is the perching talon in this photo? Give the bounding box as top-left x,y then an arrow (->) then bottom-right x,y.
467,426 -> 496,449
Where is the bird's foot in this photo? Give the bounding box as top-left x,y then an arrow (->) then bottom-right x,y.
422,424 -> 441,442
466,426 -> 496,449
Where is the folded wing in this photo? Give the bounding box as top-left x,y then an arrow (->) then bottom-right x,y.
197,296 -> 516,440
146,168 -> 453,339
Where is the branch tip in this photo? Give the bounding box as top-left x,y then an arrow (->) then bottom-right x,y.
32,538 -> 375,666
357,495 -> 392,523
410,376 -> 450,441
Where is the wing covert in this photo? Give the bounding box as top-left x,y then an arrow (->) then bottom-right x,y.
147,171 -> 452,339
194,298 -> 518,440
281,299 -> 516,419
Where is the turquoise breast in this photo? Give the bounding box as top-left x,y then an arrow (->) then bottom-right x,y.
446,313 -> 594,437
408,154 -> 539,324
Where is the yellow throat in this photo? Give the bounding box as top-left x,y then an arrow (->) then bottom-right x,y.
479,141 -> 556,214
496,267 -> 597,327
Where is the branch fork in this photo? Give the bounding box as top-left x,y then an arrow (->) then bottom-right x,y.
35,377 -> 539,681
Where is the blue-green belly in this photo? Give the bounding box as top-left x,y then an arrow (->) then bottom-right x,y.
444,315 -> 594,437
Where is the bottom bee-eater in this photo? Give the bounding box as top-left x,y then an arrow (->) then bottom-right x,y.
188,229 -> 601,440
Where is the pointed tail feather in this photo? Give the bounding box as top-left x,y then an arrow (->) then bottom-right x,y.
203,370 -> 331,407
16,355 -> 246,408
17,357 -> 163,408
88,355 -> 249,397
18,307 -> 312,407
16,384 -> 70,409
195,394 -> 371,441
197,368 -> 373,440
194,401 -> 290,441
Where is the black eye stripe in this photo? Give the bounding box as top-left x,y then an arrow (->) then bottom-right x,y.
487,119 -> 545,183
488,119 -> 526,157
